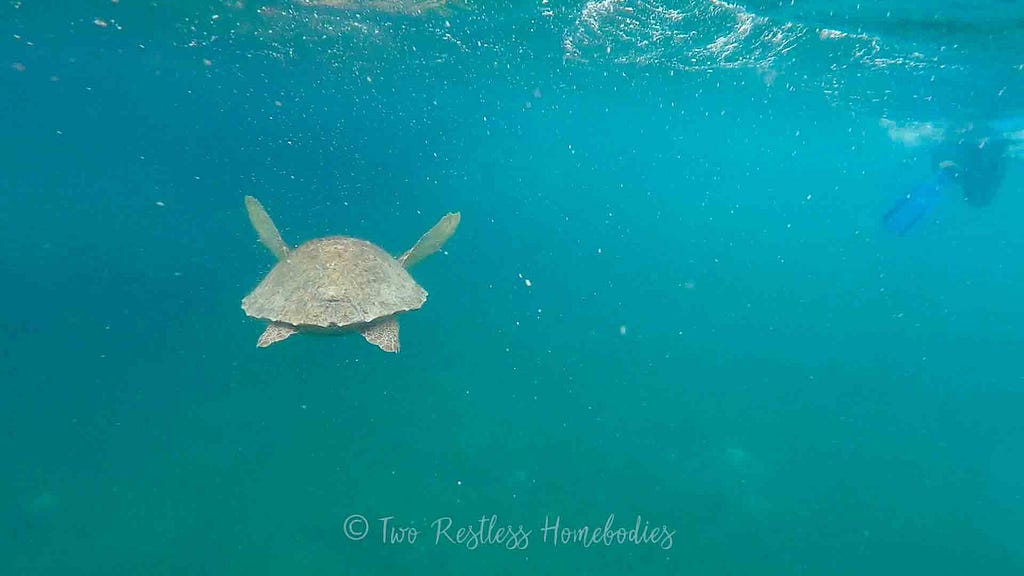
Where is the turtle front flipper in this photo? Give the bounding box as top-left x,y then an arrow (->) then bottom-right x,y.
397,212 -> 460,269
360,317 -> 400,353
257,322 -> 297,347
244,196 -> 290,261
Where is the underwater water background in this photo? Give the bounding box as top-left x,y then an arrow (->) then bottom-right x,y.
2,0 -> 1023,573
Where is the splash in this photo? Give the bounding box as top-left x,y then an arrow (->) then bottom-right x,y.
879,118 -> 946,148
563,0 -> 805,70
562,0 -> 934,74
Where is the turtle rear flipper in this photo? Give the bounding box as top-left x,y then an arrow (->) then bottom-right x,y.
398,212 -> 460,269
360,317 -> 400,353
245,196 -> 290,261
257,322 -> 296,347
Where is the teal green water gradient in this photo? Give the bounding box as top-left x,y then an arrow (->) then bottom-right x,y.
2,1 -> 1022,574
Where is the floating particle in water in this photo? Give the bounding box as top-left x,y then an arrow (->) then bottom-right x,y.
94,18 -> 108,28
619,325 -> 627,335
155,201 -> 165,207
11,62 -> 25,72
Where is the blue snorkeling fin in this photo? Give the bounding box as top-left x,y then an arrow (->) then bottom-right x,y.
883,171 -> 952,235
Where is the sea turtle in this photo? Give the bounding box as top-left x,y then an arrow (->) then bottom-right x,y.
241,195 -> 460,352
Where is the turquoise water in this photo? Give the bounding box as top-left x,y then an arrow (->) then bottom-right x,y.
2,1 -> 1022,573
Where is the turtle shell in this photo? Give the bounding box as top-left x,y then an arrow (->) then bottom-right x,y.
242,236 -> 426,328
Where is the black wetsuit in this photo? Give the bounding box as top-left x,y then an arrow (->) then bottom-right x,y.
931,130 -> 1009,207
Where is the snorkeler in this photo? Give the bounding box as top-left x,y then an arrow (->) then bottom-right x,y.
883,121 -> 1013,235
